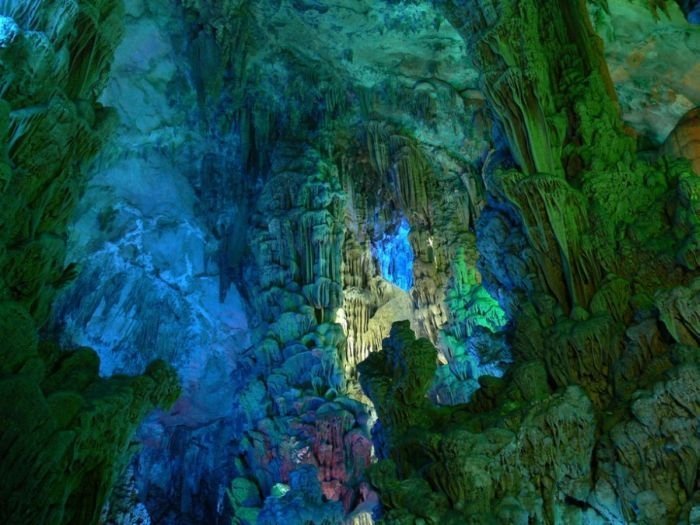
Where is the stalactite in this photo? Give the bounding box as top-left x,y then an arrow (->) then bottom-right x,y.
497,170 -> 602,311
338,225 -> 414,388
438,0 -> 633,179
0,0 -> 43,30
392,142 -> 431,219
342,289 -> 373,376
66,0 -> 125,100
365,121 -> 391,178
547,313 -> 623,407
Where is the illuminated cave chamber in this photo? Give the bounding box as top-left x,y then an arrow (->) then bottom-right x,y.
0,0 -> 699,525
372,218 -> 414,292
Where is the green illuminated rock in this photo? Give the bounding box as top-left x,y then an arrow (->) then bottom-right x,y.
0,1 -> 180,524
357,1 -> 700,523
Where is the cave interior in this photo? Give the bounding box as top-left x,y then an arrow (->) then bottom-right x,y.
1,0 -> 700,524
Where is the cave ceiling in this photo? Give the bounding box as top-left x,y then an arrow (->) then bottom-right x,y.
251,0 -> 475,91
223,0 -> 699,145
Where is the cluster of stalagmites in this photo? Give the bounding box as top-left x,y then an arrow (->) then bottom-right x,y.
225,144 -> 376,524
0,2 -> 180,523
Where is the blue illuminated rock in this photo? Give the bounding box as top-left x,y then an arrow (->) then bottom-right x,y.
373,218 -> 414,291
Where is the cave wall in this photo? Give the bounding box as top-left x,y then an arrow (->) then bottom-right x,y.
0,1 -> 179,524
45,2 -> 253,521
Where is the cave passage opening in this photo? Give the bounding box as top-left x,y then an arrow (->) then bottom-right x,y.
371,217 -> 414,291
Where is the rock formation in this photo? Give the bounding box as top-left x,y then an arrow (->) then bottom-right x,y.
358,0 -> 700,523
0,2 -> 179,523
0,0 -> 698,524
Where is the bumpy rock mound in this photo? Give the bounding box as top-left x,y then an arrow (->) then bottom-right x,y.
360,320 -> 700,524
664,107 -> 700,175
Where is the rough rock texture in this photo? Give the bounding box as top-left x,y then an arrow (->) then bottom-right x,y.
362,320 -> 700,524
664,107 -> 700,174
0,2 -> 180,523
591,0 -> 700,144
6,0 -> 697,523
0,332 -> 179,525
358,0 -> 700,523
225,142 -> 377,522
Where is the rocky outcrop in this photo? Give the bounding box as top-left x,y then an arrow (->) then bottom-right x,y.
0,323 -> 178,525
362,319 -> 700,524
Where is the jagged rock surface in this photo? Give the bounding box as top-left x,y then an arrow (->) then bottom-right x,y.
0,1 -> 180,524
43,2 -> 252,522
358,1 -> 700,523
